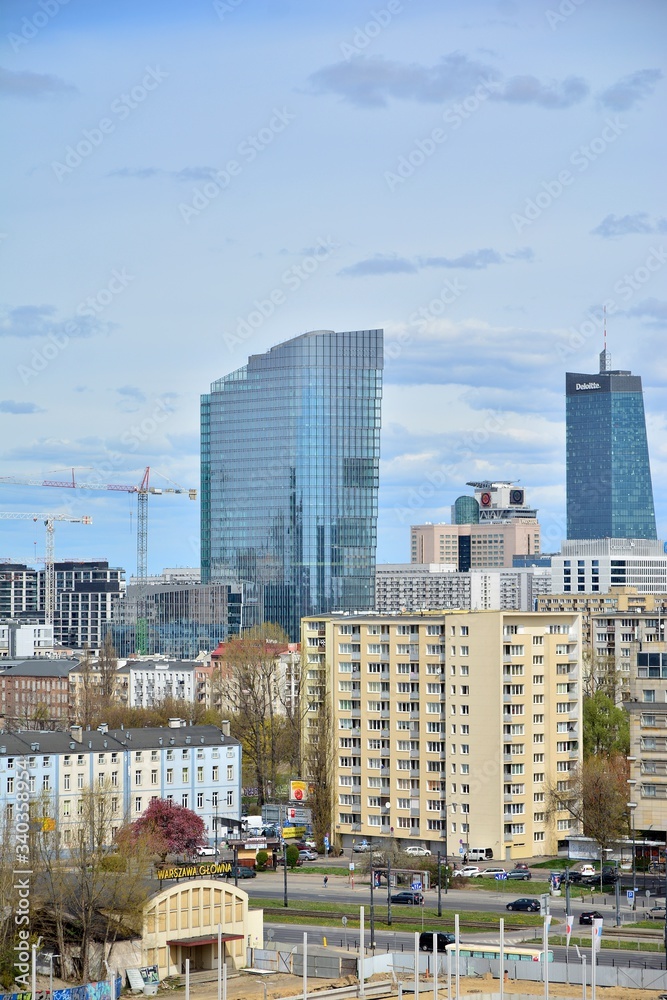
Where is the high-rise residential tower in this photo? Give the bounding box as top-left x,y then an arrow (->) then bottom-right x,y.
566,348 -> 656,540
201,329 -> 383,639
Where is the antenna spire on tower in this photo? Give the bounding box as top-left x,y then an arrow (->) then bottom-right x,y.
599,305 -> 611,372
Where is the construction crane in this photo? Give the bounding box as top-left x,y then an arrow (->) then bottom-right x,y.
0,512 -> 92,625
0,467 -> 197,579
0,468 -> 197,653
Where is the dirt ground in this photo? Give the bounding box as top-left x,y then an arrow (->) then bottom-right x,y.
168,969 -> 667,999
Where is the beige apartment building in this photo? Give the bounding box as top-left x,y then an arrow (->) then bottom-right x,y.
302,609 -> 582,862
411,522 -> 541,569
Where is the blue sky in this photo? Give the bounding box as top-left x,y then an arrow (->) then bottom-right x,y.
1,0 -> 666,575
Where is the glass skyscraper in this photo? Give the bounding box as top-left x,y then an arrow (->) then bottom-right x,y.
566,350 -> 656,540
201,329 -> 383,639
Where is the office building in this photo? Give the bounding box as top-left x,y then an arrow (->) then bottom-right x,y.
0,621 -> 54,657
302,609 -> 582,859
0,721 -> 242,849
201,329 -> 383,640
110,579 -> 243,658
566,351 -> 656,540
0,563 -> 38,617
375,564 -> 551,613
37,560 -> 125,652
551,539 -> 667,595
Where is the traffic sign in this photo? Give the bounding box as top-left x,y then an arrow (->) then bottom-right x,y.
495,873 -> 507,880
342,916 -> 348,926
459,847 -> 465,854
349,862 -> 355,871
411,881 -> 422,891
627,890 -> 635,903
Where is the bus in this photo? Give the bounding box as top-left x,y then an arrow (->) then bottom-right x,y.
444,944 -> 553,963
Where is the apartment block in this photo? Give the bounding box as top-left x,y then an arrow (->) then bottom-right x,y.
376,564 -> 551,614
0,721 -> 241,849
551,539 -> 667,595
302,610 -> 582,861
625,632 -> 667,839
0,658 -> 75,729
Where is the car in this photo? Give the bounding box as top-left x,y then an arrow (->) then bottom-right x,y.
353,840 -> 371,853
419,931 -> 455,952
482,867 -> 507,878
456,866 -> 482,877
564,870 -> 584,883
298,849 -> 318,861
225,866 -> 257,879
579,910 -> 604,925
579,865 -> 596,876
506,898 -> 540,912
196,846 -> 216,857
648,906 -> 667,920
507,869 -> 532,881
581,870 -> 617,886
405,846 -> 432,857
391,891 -> 424,905
513,862 -> 529,871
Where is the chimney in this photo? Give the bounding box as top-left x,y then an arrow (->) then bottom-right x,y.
98,723 -> 108,735
168,718 -> 181,729
71,725 -> 83,743
221,720 -> 231,737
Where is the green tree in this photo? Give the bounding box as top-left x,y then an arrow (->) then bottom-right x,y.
583,691 -> 630,757
286,844 -> 300,869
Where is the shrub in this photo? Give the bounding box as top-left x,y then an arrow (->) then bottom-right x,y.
256,850 -> 268,871
286,845 -> 300,869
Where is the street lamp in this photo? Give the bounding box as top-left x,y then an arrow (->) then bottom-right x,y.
45,952 -> 59,999
627,801 -> 637,911
369,845 -> 376,950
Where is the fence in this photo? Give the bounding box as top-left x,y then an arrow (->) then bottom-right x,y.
361,952 -> 667,991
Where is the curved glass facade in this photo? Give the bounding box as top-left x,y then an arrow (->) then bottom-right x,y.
566,368 -> 656,540
453,495 -> 480,524
201,329 -> 383,639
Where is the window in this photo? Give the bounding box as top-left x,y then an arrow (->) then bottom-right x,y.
151,769 -> 158,785
135,797 -> 142,813
533,753 -> 544,762
197,766 -> 204,782
63,774 -> 70,791
227,764 -> 234,781
181,794 -> 189,808
63,800 -> 71,816
166,768 -> 174,784
227,790 -> 234,807
135,770 -> 142,785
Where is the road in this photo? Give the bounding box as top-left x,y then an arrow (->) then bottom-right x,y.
263,921 -> 667,970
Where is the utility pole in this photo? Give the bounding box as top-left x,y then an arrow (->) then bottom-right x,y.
387,858 -> 392,927
437,850 -> 442,917
369,848 -> 376,949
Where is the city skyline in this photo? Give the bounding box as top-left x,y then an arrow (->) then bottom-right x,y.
2,0 -> 666,573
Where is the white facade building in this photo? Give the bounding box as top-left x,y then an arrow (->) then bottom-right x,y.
552,539 -> 667,595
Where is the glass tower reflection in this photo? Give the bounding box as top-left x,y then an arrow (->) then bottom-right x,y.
566,352 -> 656,540
201,329 -> 383,639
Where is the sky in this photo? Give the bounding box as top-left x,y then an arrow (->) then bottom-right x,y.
1,0 -> 666,577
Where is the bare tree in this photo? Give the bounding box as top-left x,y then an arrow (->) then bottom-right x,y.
303,698 -> 334,852
546,753 -> 629,859
98,632 -> 118,706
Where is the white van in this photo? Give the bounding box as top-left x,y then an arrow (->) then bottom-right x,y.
467,847 -> 494,862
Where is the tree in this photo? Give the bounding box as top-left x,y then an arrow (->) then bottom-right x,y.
222,625 -> 290,805
34,783 -> 150,983
582,648 -> 622,702
546,753 -> 629,859
286,844 -> 299,869
77,643 -> 100,728
583,691 -> 630,757
120,798 -> 206,861
97,632 -> 118,705
303,698 -> 334,852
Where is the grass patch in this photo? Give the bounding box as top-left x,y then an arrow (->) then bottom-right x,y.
250,896 -> 545,928
548,934 -> 663,953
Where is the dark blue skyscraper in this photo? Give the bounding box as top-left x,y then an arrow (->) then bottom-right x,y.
566,349 -> 656,540
201,329 -> 383,639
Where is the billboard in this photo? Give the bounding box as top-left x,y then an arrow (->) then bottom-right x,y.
290,779 -> 313,801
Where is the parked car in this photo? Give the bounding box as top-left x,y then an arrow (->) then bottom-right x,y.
581,869 -> 617,886
419,931 -> 455,952
579,910 -> 604,925
298,849 -> 319,861
507,869 -> 532,881
482,867 -> 507,877
225,866 -> 257,879
648,906 -> 667,920
353,840 -> 371,853
564,870 -> 584,883
405,846 -> 432,857
196,846 -> 216,857
456,866 -> 482,878
513,862 -> 529,871
579,865 -> 596,876
506,898 -> 540,912
391,891 -> 424,905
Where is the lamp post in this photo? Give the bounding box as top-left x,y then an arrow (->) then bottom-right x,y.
437,850 -> 442,917
369,846 -> 376,949
627,801 -> 637,911
282,839 -> 288,908
46,952 -> 60,999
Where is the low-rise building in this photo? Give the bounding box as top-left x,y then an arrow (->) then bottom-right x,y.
302,609 -> 582,860
0,657 -> 75,730
0,720 -> 241,849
